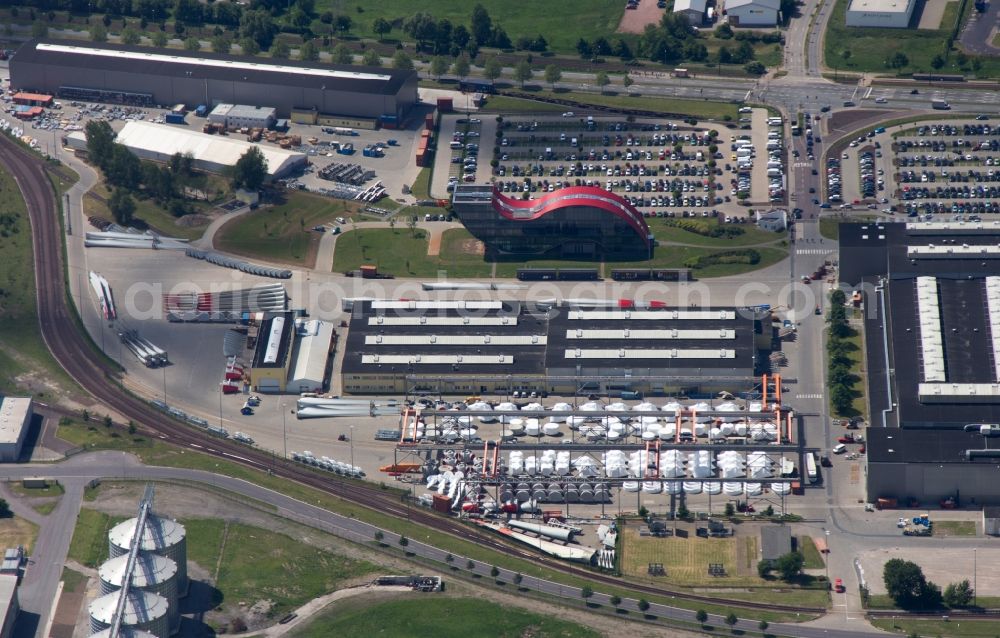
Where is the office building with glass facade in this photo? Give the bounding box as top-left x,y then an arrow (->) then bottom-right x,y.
452,184 -> 653,260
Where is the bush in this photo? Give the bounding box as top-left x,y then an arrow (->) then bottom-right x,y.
683,249 -> 761,270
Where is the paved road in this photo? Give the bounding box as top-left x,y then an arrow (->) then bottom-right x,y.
2,452 -> 891,638
959,2 -> 1000,55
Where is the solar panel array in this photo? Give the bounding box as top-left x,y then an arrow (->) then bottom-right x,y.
564,328 -> 735,340
364,335 -> 545,346
568,310 -> 736,320
361,354 -> 514,365
564,348 -> 736,359
368,316 -> 517,326
916,276 -> 946,382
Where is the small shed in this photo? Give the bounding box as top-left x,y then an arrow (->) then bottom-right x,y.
760,525 -> 792,563
756,209 -> 789,232
983,507 -> 1000,536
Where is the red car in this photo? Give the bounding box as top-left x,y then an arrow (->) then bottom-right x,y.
834,578 -> 845,593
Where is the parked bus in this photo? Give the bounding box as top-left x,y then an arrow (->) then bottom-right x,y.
806,452 -> 818,484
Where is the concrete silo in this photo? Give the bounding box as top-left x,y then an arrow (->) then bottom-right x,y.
99,552 -> 180,634
108,516 -> 188,594
89,588 -> 170,638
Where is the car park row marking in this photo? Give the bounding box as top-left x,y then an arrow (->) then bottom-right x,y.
794,162 -> 812,168
795,249 -> 831,254
794,393 -> 823,399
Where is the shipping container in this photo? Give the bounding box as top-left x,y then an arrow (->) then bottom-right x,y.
164,112 -> 186,125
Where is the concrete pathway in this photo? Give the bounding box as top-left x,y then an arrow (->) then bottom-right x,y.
196,206 -> 250,250
315,229 -> 339,273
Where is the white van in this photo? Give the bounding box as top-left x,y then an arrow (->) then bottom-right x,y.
449,141 -> 463,149
768,131 -> 781,140
767,117 -> 783,126
767,168 -> 783,177
767,160 -> 783,169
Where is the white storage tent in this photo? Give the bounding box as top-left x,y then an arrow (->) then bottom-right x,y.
115,121 -> 306,178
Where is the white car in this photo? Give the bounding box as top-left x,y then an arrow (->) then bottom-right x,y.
833,443 -> 847,454
562,111 -> 575,117
897,517 -> 907,528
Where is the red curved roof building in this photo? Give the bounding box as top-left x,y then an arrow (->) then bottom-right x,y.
452,184 -> 653,260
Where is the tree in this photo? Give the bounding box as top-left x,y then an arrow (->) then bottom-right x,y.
483,56 -> 501,84
239,9 -> 277,50
90,23 -> 108,42
398,535 -> 408,546
299,40 -> 320,61
103,414 -> 113,428
392,50 -> 414,70
212,34 -> 232,53
490,565 -> 500,579
109,188 -> 136,226
638,599 -> 650,613
623,75 -> 634,94
231,147 -> 268,191
334,14 -> 353,34
362,48 -> 381,66
0,500 -> 10,518
745,61 -> 766,76
152,30 -> 168,47
445,553 -> 454,564
513,572 -> 523,587
270,39 -> 291,59
239,37 -> 261,56
121,27 -> 142,45
831,384 -> 854,415
609,594 -> 621,608
466,559 -> 475,570
576,38 -> 593,58
830,289 -> 847,306
184,37 -> 201,51
676,502 -> 690,519
775,551 -> 805,581
580,585 -> 594,600
544,64 -> 562,89
513,60 -> 532,87
931,54 -> 945,70
724,502 -> 735,516
596,71 -> 610,94
841,49 -> 852,67
943,579 -> 974,608
715,23 -> 734,39
128,420 -> 137,435
758,559 -> 773,579
470,3 -> 493,47
452,55 -> 471,80
759,620 -> 769,632
31,22 -> 49,39
82,409 -> 91,422
430,56 -> 449,79
887,51 -> 909,69
85,120 -> 117,168
372,17 -> 391,41
695,609 -> 708,625
331,43 -> 353,64
725,612 -> 738,631
374,530 -> 384,544
884,558 -> 933,608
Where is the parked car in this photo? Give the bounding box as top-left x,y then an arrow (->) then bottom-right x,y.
834,578 -> 845,593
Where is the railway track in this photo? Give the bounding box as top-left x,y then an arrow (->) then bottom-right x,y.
1,134 -> 824,616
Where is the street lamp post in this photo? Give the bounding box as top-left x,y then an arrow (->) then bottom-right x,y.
281,402 -> 287,460
974,548 -> 977,607
349,425 -> 355,469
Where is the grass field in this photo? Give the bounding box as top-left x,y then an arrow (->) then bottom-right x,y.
871,617 -> 1000,637
332,227 -> 493,277
621,524 -> 751,586
481,96 -> 567,113
67,509 -> 121,567
7,481 -> 65,517
86,182 -> 212,242
933,520 -> 977,536
216,191 -> 356,267
822,0 -> 982,76
799,535 -> 826,569
819,217 -> 842,240
57,422 -> 153,452
291,595 -> 602,638
68,506 -> 377,618
410,167 -> 433,201
0,163 -> 82,398
647,217 -> 787,247
314,0 -> 624,54
510,89 -> 740,120
605,245 -> 788,278
0,516 -> 37,554
832,321 -> 868,419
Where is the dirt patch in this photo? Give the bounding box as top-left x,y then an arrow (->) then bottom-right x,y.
175,213 -> 212,227
918,0 -> 956,29
457,238 -> 486,256
427,229 -> 443,256
827,109 -> 896,135
618,0 -> 666,34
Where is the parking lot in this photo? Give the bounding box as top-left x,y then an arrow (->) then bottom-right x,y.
437,109 -> 785,220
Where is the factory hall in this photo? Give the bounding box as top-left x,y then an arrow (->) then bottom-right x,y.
342,300 -> 768,396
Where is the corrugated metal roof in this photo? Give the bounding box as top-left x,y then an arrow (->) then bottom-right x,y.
371,300 -> 502,310
563,349 -> 736,359
368,316 -> 517,326
565,329 -> 735,340
364,335 -> 545,346
568,310 -> 736,320
0,398 -> 30,445
289,320 -> 334,386
361,354 -> 515,365
115,121 -> 305,177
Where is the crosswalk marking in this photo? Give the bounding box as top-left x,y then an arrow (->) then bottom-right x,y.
794,393 -> 823,400
796,249 -> 832,255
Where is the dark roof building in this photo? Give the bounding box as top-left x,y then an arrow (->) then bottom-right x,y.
452,184 -> 653,260
342,301 -> 763,395
760,525 -> 791,562
841,221 -> 1000,504
9,40 -> 418,123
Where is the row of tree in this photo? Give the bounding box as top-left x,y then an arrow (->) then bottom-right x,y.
827,289 -> 858,415
883,558 -> 974,609
401,5 -> 524,56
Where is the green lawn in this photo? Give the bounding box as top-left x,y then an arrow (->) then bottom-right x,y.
509,89 -> 739,120
410,167 -> 433,201
871,617 -> 1000,637
87,182 -> 213,242
819,217 -> 841,240
647,217 -> 787,247
291,595 -> 602,638
799,536 -> 825,569
332,227 -> 493,278
842,322 -> 868,419
822,0 -> 985,76
57,422 -> 154,452
481,96 -> 567,113
605,245 -> 787,278
216,191 -> 354,266
6,481 -> 64,498
315,0 -> 624,54
67,509 -> 121,567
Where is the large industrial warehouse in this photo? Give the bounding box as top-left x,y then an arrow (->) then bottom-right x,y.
840,221 -> 1000,503
9,40 -> 419,126
341,300 -> 765,395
